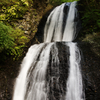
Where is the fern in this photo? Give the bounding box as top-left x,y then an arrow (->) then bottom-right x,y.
0,22 -> 29,60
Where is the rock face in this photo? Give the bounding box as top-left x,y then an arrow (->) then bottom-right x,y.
0,59 -> 22,100
46,42 -> 69,100
35,9 -> 52,43
15,9 -> 42,38
78,42 -> 100,100
45,42 -> 100,100
14,1 -> 53,42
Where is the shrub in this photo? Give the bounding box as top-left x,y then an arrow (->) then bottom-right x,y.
10,28 -> 29,60
0,22 -> 15,53
0,0 -> 33,21
81,0 -> 100,33
0,22 -> 29,60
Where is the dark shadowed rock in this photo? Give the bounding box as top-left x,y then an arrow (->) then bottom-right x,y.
78,42 -> 100,100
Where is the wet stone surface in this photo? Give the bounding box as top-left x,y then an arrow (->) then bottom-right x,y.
0,59 -> 22,100
78,42 -> 100,100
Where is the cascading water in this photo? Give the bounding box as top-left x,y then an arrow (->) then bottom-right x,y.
44,1 -> 79,42
13,1 -> 85,100
66,43 -> 85,100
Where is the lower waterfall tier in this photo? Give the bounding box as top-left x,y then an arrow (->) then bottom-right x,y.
13,42 -> 85,100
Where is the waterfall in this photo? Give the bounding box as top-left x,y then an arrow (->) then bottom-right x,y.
62,1 -> 77,41
44,1 -> 80,42
66,43 -> 85,100
13,1 -> 85,100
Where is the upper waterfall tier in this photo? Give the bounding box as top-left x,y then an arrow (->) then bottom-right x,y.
44,1 -> 81,42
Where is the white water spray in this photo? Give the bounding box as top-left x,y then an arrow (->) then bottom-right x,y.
63,1 -> 77,41
25,43 -> 53,100
66,43 -> 85,100
44,1 -> 78,42
13,43 -> 53,100
44,3 -> 65,42
13,44 -> 45,100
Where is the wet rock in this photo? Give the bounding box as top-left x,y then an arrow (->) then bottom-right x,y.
24,31 -> 29,35
78,42 -> 100,100
18,25 -> 24,30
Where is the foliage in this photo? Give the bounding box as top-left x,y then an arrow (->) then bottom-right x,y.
0,0 -> 33,7
0,0 -> 33,22
81,0 -> 100,34
49,0 -> 79,5
9,27 -> 29,60
0,22 -> 29,60
0,0 -> 32,60
0,22 -> 15,53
